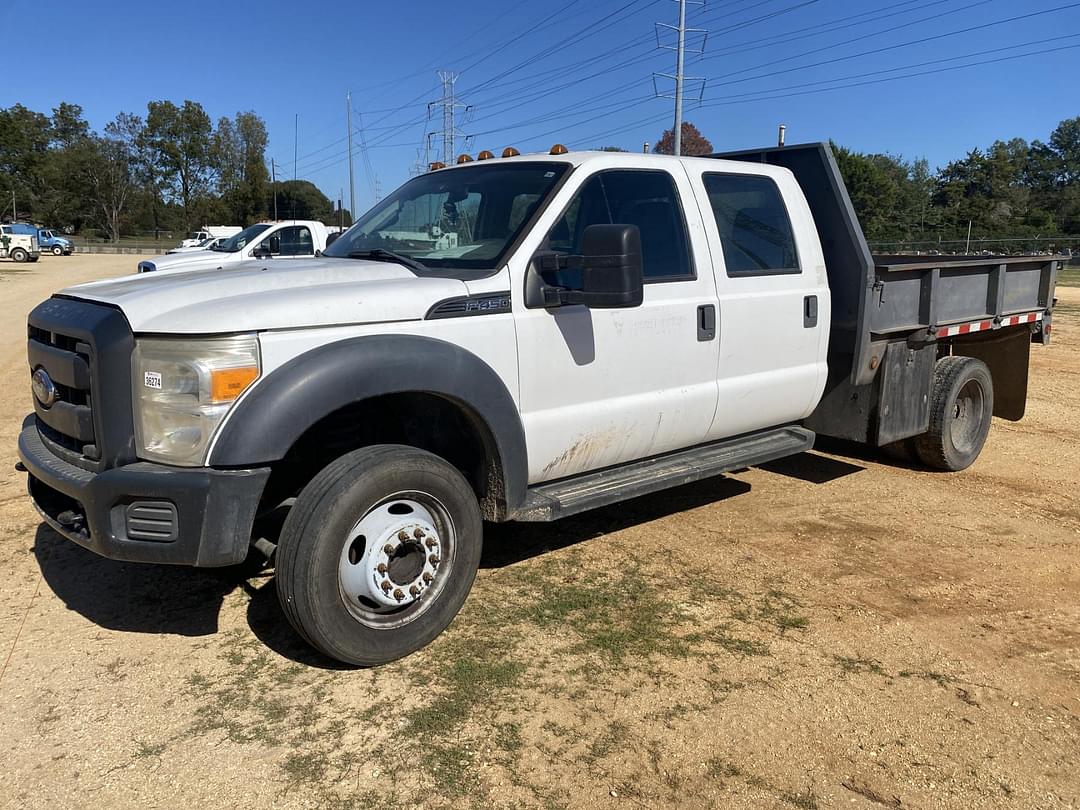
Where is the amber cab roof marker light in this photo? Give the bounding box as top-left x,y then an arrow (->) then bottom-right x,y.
502,146 -> 520,158
549,143 -> 568,155
477,150 -> 495,160
428,161 -> 447,171
456,153 -> 473,164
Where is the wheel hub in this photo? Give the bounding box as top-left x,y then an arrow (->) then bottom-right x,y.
338,500 -> 443,612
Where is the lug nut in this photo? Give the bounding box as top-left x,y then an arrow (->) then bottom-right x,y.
413,528 -> 425,539
393,588 -> 404,601
428,554 -> 440,565
381,581 -> 392,592
422,573 -> 433,584
377,563 -> 387,574
409,585 -> 420,596
425,538 -> 437,549
383,544 -> 394,555
397,530 -> 409,541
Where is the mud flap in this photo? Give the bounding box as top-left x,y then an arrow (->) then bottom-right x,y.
952,328 -> 1030,421
875,342 -> 935,446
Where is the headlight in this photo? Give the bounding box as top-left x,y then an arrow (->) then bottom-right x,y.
132,334 -> 260,466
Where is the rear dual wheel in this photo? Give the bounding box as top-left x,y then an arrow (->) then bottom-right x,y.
914,356 -> 994,471
275,445 -> 483,666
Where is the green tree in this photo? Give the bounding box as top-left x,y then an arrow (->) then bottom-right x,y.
144,100 -> 214,230
269,180 -> 337,223
212,111 -> 269,224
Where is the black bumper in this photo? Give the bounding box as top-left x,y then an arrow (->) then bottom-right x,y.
18,418 -> 269,567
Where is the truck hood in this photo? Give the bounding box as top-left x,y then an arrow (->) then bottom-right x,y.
140,250 -> 238,272
62,258 -> 468,333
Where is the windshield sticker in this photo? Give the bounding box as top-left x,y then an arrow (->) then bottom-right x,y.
144,371 -> 162,390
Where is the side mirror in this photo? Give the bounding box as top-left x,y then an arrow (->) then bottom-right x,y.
575,224 -> 644,308
525,224 -> 644,309
252,244 -> 271,259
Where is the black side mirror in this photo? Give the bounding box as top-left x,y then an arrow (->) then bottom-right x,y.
575,224 -> 644,308
252,243 -> 271,259
525,223 -> 644,309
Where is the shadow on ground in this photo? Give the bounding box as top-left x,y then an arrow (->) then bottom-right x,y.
31,466 -> 815,666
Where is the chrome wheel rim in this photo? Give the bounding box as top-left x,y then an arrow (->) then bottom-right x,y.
337,491 -> 455,629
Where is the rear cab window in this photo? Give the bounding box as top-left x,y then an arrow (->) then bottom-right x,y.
702,173 -> 800,276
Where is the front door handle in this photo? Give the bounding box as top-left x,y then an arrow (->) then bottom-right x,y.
697,304 -> 716,341
804,295 -> 818,328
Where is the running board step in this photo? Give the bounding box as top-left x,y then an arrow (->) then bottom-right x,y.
516,426 -> 815,522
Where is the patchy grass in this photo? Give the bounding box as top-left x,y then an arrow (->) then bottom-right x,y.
833,655 -> 887,676
1057,265 -> 1080,287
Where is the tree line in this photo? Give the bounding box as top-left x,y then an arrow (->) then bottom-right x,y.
649,117 -> 1080,251
0,101 -> 349,242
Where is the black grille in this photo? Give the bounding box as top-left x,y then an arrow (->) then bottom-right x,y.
28,323 -> 97,466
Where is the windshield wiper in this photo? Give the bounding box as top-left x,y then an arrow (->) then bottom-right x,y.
347,249 -> 427,272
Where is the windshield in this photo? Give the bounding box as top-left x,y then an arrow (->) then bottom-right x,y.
324,161 -> 570,270
213,223 -> 270,252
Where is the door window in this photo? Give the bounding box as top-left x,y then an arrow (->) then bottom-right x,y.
261,226 -> 314,257
544,170 -> 694,288
702,173 -> 800,276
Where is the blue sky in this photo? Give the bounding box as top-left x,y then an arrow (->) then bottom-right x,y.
2,0 -> 1076,215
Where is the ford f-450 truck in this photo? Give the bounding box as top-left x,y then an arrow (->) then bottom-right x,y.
18,144 -> 1059,666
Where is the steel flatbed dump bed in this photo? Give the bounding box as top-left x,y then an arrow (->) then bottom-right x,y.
713,142 -> 1060,448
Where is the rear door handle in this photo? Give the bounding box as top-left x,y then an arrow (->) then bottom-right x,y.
697,304 -> 716,341
804,295 -> 818,328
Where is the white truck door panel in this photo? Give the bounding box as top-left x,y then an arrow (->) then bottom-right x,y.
690,166 -> 830,440
514,165 -> 720,483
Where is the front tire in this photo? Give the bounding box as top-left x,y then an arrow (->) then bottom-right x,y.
915,356 -> 994,471
52,245 -> 63,255
275,445 -> 483,666
11,248 -> 27,262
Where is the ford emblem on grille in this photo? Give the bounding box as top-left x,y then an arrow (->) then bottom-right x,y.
32,368 -> 59,408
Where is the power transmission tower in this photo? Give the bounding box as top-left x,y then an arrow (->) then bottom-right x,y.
427,71 -> 472,165
653,0 -> 706,155
346,92 -> 356,220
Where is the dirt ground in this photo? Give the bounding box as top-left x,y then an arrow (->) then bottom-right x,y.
1,254 -> 1078,810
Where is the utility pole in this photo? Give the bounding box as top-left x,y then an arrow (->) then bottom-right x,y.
10,190 -> 15,222
271,159 -> 278,220
673,0 -> 687,156
346,92 -> 356,222
653,1 -> 705,156
965,220 -> 973,253
428,71 -> 470,165
293,114 -> 298,182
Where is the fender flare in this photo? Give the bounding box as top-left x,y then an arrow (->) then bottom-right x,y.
208,334 -> 528,514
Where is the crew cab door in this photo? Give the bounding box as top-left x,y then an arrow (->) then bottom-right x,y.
514,164 -> 720,483
690,167 -> 829,439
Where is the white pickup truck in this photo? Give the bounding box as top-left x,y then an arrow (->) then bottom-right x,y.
1,224 -> 41,262
177,225 -> 241,249
140,220 -> 333,273
18,144 -> 1059,666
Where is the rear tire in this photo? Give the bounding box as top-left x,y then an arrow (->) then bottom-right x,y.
275,444 -> 483,666
915,356 -> 994,471
11,248 -> 27,262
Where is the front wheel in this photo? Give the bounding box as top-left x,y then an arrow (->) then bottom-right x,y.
915,356 -> 994,471
10,248 -> 27,262
275,445 -> 483,666
51,245 -> 63,255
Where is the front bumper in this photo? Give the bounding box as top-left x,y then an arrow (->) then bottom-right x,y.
18,417 -> 269,567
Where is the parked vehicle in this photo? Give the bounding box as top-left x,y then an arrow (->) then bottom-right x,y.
178,225 -> 242,249
6,222 -> 71,255
18,143 -> 1060,666
37,228 -> 74,255
1,224 -> 40,262
140,221 -> 333,273
165,236 -> 229,255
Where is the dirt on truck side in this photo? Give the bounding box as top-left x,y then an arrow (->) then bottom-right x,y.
1,255 -> 1078,810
